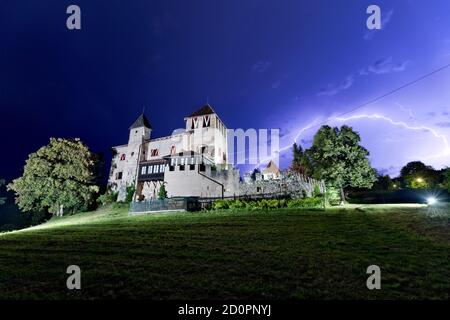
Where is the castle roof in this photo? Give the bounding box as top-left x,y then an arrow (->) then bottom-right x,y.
129,114 -> 152,130
186,104 -> 215,118
262,160 -> 281,175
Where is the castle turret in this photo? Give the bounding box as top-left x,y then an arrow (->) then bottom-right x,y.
184,104 -> 228,165
129,113 -> 152,144
113,113 -> 152,201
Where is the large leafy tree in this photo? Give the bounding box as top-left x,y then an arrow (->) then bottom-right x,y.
0,179 -> 6,205
399,161 -> 440,189
8,138 -> 100,216
303,125 -> 376,202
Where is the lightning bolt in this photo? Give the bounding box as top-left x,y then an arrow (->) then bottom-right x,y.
241,112 -> 450,172
332,114 -> 450,160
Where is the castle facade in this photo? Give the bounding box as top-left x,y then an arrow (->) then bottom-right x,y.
108,104 -> 240,201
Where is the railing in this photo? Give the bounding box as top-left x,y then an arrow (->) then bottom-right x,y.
129,197 -> 201,214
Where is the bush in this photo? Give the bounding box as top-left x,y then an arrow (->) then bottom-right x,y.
212,199 -> 231,210
228,199 -> 246,209
287,197 -> 323,209
158,183 -> 168,200
97,191 -> 118,206
313,184 -> 323,197
325,186 -> 341,206
125,185 -> 136,203
212,198 -> 292,211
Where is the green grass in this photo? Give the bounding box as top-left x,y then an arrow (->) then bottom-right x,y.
0,203 -> 449,300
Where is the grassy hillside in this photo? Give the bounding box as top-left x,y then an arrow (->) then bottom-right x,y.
0,204 -> 449,300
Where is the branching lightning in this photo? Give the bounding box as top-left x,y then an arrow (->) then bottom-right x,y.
332,114 -> 450,160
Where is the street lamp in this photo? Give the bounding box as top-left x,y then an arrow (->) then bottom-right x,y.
427,197 -> 437,206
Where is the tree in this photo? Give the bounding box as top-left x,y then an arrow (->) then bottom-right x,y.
373,173 -> 394,191
290,143 -> 306,174
158,183 -> 168,200
443,168 -> 450,192
400,161 -> 439,189
0,179 -> 6,205
8,138 -> 100,216
303,125 -> 376,203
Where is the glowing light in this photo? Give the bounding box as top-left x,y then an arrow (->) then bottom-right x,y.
427,197 -> 437,206
416,177 -> 423,183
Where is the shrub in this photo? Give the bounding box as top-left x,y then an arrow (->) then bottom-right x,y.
158,183 -> 168,200
313,184 -> 323,197
125,185 -> 136,203
287,197 -> 323,208
97,191 -> 118,206
212,199 -> 231,210
228,199 -> 246,209
211,197 -> 323,211
325,186 -> 341,206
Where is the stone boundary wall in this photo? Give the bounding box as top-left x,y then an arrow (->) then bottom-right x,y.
239,172 -> 325,198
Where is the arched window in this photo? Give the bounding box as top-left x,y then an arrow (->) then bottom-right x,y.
170,146 -> 176,155
120,154 -> 126,161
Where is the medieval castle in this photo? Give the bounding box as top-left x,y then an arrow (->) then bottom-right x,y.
108,104 -> 324,202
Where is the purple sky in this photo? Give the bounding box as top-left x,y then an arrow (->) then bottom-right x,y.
1,0 -> 450,180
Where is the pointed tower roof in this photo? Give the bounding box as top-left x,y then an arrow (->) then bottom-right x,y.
129,114 -> 152,130
263,160 -> 281,175
186,104 -> 215,118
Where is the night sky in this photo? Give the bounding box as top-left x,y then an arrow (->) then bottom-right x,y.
1,0 -> 450,182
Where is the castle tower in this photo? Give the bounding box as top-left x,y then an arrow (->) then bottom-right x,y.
184,104 -> 228,165
115,113 -> 152,201
128,113 -> 152,144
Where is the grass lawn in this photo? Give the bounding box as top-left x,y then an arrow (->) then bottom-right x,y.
0,204 -> 449,300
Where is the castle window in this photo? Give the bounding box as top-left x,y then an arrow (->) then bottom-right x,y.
116,172 -> 123,180
170,146 -> 176,155
199,164 -> 206,172
203,116 -> 210,128
160,164 -> 165,172
141,166 -> 147,175
151,149 -> 159,157
193,117 -> 200,129
120,154 -> 126,161
154,165 -> 159,174
189,164 -> 195,171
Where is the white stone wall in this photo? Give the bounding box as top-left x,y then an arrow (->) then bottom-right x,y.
163,165 -> 224,198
